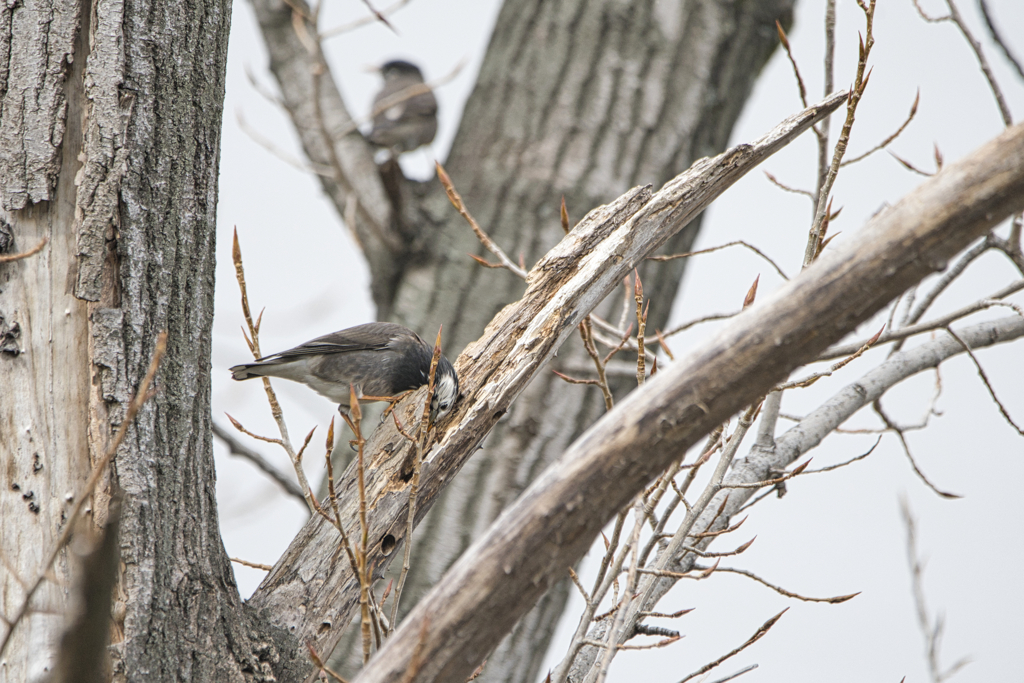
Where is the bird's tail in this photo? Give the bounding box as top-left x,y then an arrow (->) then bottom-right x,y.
230,364 -> 263,381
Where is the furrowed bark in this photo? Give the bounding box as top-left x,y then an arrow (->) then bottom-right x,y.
350,121 -> 1024,683
247,92 -> 846,683
2,0 -> 280,679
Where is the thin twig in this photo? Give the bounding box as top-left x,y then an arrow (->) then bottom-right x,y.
230,557 -> 273,571
232,229 -> 318,515
820,279 -> 1024,359
661,311 -> 741,339
943,0 -> 1013,127
320,0 -> 413,37
842,90 -> 920,166
676,609 -> 788,683
650,240 -> 789,281
900,499 -> 972,682
977,0 -> 1024,83
776,21 -> 809,108
437,161 -> 527,279
711,566 -> 859,603
874,401 -> 961,499
803,1 -> 874,266
763,171 -> 814,202
212,421 -> 307,503
802,436 -> 882,474
0,237 -> 48,264
944,326 -> 1024,435
308,642 -> 351,683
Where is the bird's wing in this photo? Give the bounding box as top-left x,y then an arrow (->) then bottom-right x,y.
255,323 -> 408,363
404,89 -> 437,117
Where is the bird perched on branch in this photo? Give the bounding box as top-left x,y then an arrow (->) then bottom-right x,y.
230,322 -> 459,421
367,60 -> 438,154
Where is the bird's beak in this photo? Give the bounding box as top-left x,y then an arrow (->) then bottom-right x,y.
429,404 -> 439,425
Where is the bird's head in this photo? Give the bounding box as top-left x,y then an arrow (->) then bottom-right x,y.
380,60 -> 424,82
429,355 -> 459,423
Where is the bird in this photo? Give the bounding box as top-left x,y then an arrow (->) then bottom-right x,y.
230,322 -> 459,422
367,60 -> 438,154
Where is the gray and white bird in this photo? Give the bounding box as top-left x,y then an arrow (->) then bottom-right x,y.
230,322 -> 459,421
367,60 -> 438,154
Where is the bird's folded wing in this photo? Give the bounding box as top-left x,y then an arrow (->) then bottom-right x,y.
254,325 -> 396,363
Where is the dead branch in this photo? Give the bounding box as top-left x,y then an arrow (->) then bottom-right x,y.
349,122 -> 1024,683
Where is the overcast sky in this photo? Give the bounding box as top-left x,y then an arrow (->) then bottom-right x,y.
211,1 -> 1024,681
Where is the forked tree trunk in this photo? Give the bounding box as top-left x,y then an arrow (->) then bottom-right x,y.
252,0 -> 796,678
0,0 -> 277,680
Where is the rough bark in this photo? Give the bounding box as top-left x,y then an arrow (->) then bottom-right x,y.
350,121 -> 1024,683
246,93 -> 846,683
247,1 -> 796,678
1,0 -> 280,680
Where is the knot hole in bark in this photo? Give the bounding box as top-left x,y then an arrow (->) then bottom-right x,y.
380,534 -> 396,556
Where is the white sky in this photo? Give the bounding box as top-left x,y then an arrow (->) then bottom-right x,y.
212,1 -> 1024,681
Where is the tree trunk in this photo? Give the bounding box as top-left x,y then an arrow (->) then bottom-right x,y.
1,0 -> 280,680
246,0 -> 796,678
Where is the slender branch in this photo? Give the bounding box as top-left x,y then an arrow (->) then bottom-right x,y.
977,0 -> 1024,83
819,278 -> 1023,359
842,90 -> 920,166
232,229 -> 318,514
710,566 -> 859,603
676,610 -> 788,683
437,162 -> 528,280
649,240 -> 789,281
0,237 -> 48,264
212,420 -> 307,503
943,0 -> 1013,127
944,326 -> 1024,435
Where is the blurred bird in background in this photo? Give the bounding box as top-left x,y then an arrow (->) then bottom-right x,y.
230,322 -> 459,422
367,60 -> 438,155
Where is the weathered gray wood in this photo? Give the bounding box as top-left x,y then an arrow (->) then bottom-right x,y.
349,121 -> 1024,683
248,1 -> 798,678
246,92 -> 846,682
0,6 -> 91,678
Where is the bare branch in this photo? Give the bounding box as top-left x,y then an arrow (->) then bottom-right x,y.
213,421 -> 307,503
0,237 -> 48,264
942,0 -> 1013,127
842,90 -> 920,166
710,566 -> 860,604
230,557 -> 273,572
901,499 -> 972,682
944,326 -> 1024,435
676,609 -> 788,683
977,0 -> 1024,83
819,278 -> 1023,359
649,240 -> 789,281
437,161 -> 528,280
